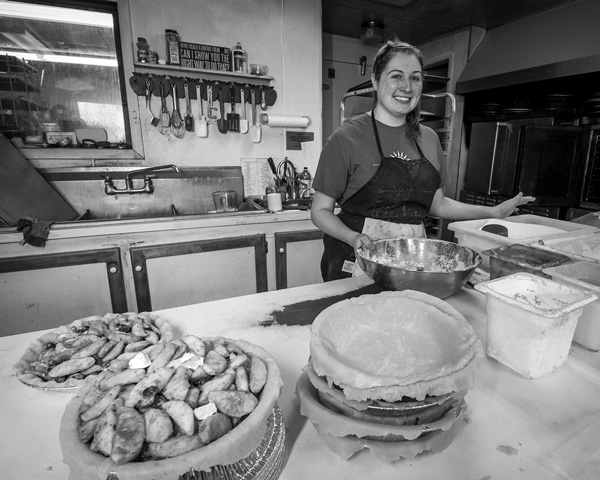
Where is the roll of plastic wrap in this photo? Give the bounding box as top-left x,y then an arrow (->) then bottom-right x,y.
259,114 -> 311,128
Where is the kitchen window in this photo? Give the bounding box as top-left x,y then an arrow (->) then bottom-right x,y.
0,0 -> 141,159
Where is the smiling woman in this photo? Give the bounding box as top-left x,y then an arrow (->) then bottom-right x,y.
0,0 -> 131,150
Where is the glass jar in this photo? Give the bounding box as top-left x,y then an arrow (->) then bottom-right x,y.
136,37 -> 149,63
232,42 -> 248,74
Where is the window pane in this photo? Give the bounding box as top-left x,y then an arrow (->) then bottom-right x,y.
0,1 -> 128,146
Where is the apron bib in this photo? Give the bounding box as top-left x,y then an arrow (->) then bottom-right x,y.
321,112 -> 441,281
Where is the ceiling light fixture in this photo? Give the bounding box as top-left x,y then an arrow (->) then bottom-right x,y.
360,20 -> 384,45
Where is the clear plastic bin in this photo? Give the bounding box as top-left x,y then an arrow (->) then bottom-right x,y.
534,230 -> 600,264
448,215 -> 595,270
543,260 -> 600,351
475,272 -> 597,379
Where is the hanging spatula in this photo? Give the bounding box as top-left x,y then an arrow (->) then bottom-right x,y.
228,84 -> 239,132
184,82 -> 194,132
239,85 -> 249,134
250,88 -> 261,143
145,78 -> 159,127
217,83 -> 228,134
195,83 -> 208,137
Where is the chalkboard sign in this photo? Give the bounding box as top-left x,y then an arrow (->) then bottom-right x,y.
178,42 -> 232,72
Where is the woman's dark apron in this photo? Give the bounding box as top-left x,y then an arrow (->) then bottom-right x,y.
321,112 -> 441,281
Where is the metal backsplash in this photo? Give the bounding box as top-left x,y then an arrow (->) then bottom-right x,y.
40,166 -> 244,220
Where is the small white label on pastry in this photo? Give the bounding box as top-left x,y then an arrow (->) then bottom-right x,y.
128,351 -> 151,369
194,402 -> 217,421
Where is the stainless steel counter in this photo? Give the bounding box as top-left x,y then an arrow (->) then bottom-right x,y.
1,277 -> 599,479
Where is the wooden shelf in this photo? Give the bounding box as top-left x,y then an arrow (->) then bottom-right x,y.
133,62 -> 274,82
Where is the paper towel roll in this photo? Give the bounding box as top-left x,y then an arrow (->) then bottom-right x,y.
259,114 -> 311,128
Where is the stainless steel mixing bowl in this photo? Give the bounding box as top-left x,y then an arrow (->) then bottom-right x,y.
357,237 -> 482,298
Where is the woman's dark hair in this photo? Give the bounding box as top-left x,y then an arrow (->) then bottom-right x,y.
372,39 -> 425,141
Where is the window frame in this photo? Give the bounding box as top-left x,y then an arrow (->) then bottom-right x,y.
6,0 -> 144,165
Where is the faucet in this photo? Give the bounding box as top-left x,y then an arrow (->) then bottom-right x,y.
102,164 -> 179,195
277,158 -> 297,200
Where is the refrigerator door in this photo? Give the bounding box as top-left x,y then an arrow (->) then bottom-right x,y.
498,118 -> 554,197
516,125 -> 584,204
464,122 -> 506,195
464,118 -> 555,197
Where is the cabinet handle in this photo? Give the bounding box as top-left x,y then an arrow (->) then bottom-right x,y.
109,266 -> 118,274
279,247 -> 285,254
135,265 -> 143,272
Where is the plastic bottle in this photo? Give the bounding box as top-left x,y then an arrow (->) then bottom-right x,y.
232,42 -> 248,74
165,29 -> 180,65
298,167 -> 312,198
136,37 -> 149,63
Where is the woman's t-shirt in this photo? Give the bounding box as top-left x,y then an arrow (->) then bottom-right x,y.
313,112 -> 447,206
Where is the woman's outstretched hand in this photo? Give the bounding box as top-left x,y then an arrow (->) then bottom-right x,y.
495,192 -> 536,218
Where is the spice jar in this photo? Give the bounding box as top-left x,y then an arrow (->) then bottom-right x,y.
147,50 -> 158,63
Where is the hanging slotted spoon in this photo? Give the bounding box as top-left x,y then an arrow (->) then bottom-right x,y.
171,83 -> 186,138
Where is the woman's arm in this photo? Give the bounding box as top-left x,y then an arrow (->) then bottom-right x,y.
310,191 -> 373,251
428,189 -> 536,220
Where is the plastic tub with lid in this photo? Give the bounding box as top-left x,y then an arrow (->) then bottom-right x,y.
475,272 -> 597,379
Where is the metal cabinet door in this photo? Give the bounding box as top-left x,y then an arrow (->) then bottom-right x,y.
274,229 -> 324,289
0,248 -> 127,336
130,234 -> 268,311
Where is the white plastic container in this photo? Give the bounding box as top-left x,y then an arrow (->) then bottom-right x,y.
543,260 -> 600,351
448,215 -> 595,270
475,272 -> 598,379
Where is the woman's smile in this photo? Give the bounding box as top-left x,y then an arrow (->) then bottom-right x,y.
393,94 -> 412,104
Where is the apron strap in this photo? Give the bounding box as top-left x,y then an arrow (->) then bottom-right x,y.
371,110 -> 385,158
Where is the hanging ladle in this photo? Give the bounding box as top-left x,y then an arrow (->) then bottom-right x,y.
260,87 -> 268,110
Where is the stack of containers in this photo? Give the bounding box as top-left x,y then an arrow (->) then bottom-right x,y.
447,215 -> 596,270
538,230 -> 600,351
451,218 -> 600,375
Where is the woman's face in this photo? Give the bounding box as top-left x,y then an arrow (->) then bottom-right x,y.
371,51 -> 423,125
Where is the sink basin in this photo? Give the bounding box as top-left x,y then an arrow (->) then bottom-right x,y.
283,198 -> 312,210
